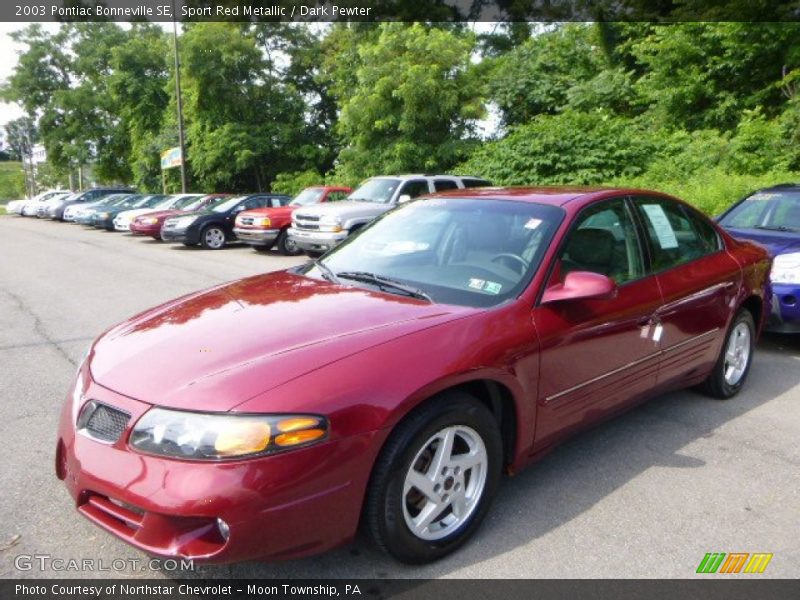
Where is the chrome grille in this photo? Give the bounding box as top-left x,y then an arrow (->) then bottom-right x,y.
77,401 -> 130,443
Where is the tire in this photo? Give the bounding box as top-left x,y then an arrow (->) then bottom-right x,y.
698,309 -> 755,399
200,225 -> 227,250
276,229 -> 302,256
364,392 -> 503,564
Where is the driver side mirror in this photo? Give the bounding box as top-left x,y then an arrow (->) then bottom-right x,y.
541,271 -> 618,304
397,194 -> 412,204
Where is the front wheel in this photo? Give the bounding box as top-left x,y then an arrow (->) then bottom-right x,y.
698,309 -> 755,399
200,225 -> 227,250
276,230 -> 302,256
364,392 -> 502,564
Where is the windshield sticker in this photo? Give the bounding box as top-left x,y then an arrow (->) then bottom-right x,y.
641,204 -> 679,249
484,281 -> 503,294
468,278 -> 485,290
524,218 -> 543,230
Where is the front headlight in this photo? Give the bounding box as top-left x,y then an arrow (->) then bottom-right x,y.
169,216 -> 198,228
770,252 -> 800,284
98,212 -> 110,219
319,215 -> 343,232
138,217 -> 159,225
129,408 -> 328,460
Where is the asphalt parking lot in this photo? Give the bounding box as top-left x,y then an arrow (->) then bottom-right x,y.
0,214 -> 798,579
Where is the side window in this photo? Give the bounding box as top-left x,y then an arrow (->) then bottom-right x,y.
397,179 -> 430,200
434,179 -> 459,192
246,196 -> 267,209
683,207 -> 722,254
559,198 -> 644,285
269,197 -> 286,207
462,178 -> 492,188
633,197 -> 716,271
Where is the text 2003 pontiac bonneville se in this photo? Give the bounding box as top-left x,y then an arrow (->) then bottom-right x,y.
57,187 -> 771,564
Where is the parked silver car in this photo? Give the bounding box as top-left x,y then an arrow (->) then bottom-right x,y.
288,174 -> 490,256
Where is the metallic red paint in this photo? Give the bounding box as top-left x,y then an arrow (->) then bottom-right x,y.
57,187 -> 771,563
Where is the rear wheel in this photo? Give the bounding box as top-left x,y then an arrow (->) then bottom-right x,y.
698,309 -> 755,399
364,392 -> 502,564
276,230 -> 302,256
200,225 -> 226,250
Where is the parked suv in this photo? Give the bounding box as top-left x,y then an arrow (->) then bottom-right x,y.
288,175 -> 491,256
234,186 -> 352,255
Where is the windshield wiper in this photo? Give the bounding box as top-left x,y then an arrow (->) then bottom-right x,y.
754,225 -> 799,232
336,271 -> 433,302
313,259 -> 340,284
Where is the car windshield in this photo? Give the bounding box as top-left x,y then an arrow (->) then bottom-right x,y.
719,190 -> 800,232
212,196 -> 246,212
153,196 -> 181,210
305,197 -> 563,307
185,195 -> 222,211
171,195 -> 202,210
291,188 -> 325,206
348,179 -> 401,204
133,195 -> 166,209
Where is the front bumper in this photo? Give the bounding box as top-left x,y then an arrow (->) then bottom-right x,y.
113,216 -> 132,231
767,283 -> 800,333
130,222 -> 161,237
56,378 -> 380,563
288,227 -> 348,253
161,226 -> 198,244
233,227 -> 280,246
92,217 -> 115,230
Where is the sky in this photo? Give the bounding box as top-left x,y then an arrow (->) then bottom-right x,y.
0,22 -> 36,129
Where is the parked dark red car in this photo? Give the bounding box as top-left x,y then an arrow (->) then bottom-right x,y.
129,194 -> 230,239
234,185 -> 352,255
57,187 -> 770,564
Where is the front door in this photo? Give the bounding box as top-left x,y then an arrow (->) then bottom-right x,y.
533,197 -> 664,446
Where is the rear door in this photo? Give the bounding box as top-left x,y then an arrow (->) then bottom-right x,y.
534,197 -> 664,445
630,195 -> 740,386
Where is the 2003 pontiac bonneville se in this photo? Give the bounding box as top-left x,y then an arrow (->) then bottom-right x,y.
57,187 -> 771,564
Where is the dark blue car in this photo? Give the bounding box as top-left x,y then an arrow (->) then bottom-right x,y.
718,184 -> 800,333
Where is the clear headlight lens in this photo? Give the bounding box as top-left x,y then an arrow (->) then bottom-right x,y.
129,408 -> 328,460
319,215 -> 343,232
257,217 -> 271,227
138,217 -> 159,225
770,252 -> 800,284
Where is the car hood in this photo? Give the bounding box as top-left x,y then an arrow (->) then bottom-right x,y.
725,227 -> 800,256
134,209 -> 184,221
90,271 -> 472,412
167,209 -> 216,220
117,208 -> 159,220
239,206 -> 296,218
295,201 -> 391,220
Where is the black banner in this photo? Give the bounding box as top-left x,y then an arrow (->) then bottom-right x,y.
3,0 -> 800,23
2,579 -> 800,600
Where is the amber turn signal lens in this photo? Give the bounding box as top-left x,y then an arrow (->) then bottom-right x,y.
274,428 -> 326,447
276,417 -> 320,432
214,421 -> 271,456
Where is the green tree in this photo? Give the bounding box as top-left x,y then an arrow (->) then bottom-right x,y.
330,23 -> 484,183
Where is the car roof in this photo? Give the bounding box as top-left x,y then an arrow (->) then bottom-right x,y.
426,186 -> 673,207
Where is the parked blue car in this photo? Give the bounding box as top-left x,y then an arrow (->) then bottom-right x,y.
718,184 -> 800,333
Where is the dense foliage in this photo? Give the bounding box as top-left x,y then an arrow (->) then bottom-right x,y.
2,21 -> 800,212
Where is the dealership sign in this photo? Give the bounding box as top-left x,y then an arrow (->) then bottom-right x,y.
160,147 -> 183,170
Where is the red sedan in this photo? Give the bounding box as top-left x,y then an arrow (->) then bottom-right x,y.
233,185 -> 352,255
57,187 -> 770,564
130,194 -> 230,239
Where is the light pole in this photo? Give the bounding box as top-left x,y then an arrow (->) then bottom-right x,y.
172,0 -> 188,193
